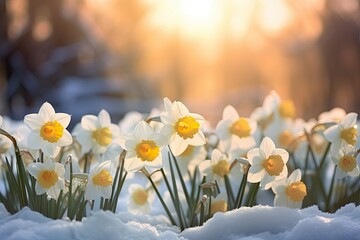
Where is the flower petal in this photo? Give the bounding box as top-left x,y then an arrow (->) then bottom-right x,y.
288,169 -> 302,183
35,182 -> 47,195
272,148 -> 289,164
42,142 -> 60,158
57,130 -> 73,147
187,131 -> 206,146
98,109 -> 111,127
323,125 -> 340,143
27,163 -> 44,178
81,115 -> 98,131
215,119 -> 232,140
124,156 -> 144,172
260,137 -> 276,157
54,113 -> 71,128
134,121 -> 153,140
248,167 -> 265,183
274,195 -> 287,207
169,134 -> 188,156
38,102 -> 55,122
27,131 -> 42,150
341,112 -> 357,128
223,105 -> 239,121
24,114 -> 42,130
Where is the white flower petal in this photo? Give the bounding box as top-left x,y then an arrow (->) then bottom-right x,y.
187,132 -> 206,146
57,130 -> 73,147
164,97 -> 173,112
81,115 -> 98,131
288,169 -> 302,183
42,143 -> 60,158
27,131 -> 43,150
24,114 -> 42,130
247,148 -> 261,165
223,105 -> 239,121
85,182 -> 97,200
134,121 -> 153,140
211,149 -> 223,164
341,112 -> 357,128
198,160 -> 212,176
172,101 -> 190,118
47,186 -> 60,199
274,195 -> 287,207
272,149 -> 289,164
261,174 -> 275,190
98,109 -> 111,127
100,186 -> 112,199
169,134 -> 188,156
54,163 -> 65,177
215,120 -> 232,140
323,125 -> 340,143
248,167 -> 265,183
260,137 -> 276,157
272,181 -> 286,195
54,113 -> 71,128
27,163 -> 44,178
35,182 -> 47,195
348,166 -> 360,177
124,157 -> 144,172
38,102 -> 55,122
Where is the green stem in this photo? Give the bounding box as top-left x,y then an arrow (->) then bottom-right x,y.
326,165 -> 337,212
234,169 -> 248,209
224,175 -> 234,209
147,175 -> 176,226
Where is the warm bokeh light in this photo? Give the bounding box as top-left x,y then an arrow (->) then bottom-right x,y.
1,0 -> 359,126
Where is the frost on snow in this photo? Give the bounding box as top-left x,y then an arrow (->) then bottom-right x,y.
1,203 -> 360,240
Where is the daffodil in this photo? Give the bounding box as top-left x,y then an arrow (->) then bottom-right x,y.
24,102 -> 72,158
27,161 -> 65,199
319,107 -> 346,123
323,112 -> 358,154
247,137 -> 288,190
210,192 -> 228,214
120,121 -> 167,172
160,98 -> 206,156
271,169 -> 307,209
216,105 -> 257,152
199,149 -> 232,184
128,183 -> 153,215
85,160 -> 114,200
332,145 -> 360,179
74,109 -> 120,155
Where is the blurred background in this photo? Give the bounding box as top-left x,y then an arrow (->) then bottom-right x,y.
0,0 -> 359,129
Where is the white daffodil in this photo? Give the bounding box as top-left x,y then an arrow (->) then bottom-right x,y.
27,161 -> 65,199
24,102 -> 72,158
128,183 -> 153,215
319,107 -> 346,123
160,98 -> 206,156
210,192 -> 228,214
120,121 -> 167,172
216,105 -> 257,152
323,112 -> 358,154
85,160 -> 114,200
119,111 -> 144,133
74,109 -> 120,155
247,137 -> 288,190
199,149 -> 231,184
271,169 -> 307,209
332,145 -> 360,179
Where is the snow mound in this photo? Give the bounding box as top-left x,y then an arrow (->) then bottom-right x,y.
181,204 -> 360,240
1,204 -> 360,240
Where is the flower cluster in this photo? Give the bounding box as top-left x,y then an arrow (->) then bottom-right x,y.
0,91 -> 359,230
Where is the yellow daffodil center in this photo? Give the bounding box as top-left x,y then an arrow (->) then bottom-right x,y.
279,100 -> 295,118
339,155 -> 357,172
286,181 -> 307,202
211,200 -> 228,213
40,121 -> 63,143
92,169 -> 113,186
92,127 -> 112,146
340,127 -> 357,145
135,140 -> 159,162
230,118 -> 251,138
212,160 -> 230,177
180,145 -> 195,157
262,155 -> 284,176
175,116 -> 200,139
132,189 -> 148,205
278,131 -> 294,148
38,170 -> 58,188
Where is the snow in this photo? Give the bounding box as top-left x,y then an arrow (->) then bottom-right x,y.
1,203 -> 360,240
